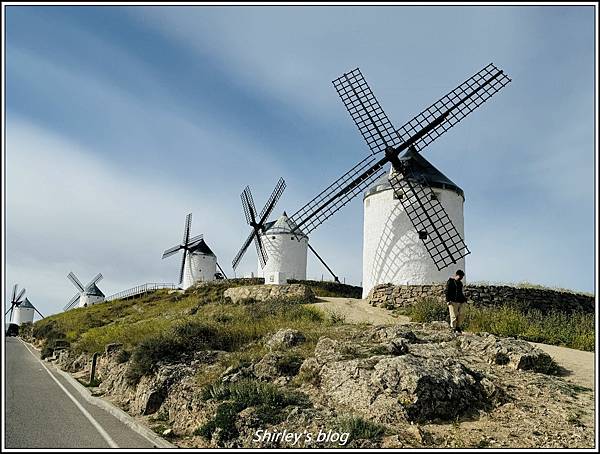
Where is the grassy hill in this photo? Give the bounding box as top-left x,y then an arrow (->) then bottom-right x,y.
25,280 -> 360,368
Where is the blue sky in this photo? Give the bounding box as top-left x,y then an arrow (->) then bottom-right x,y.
4,5 -> 596,316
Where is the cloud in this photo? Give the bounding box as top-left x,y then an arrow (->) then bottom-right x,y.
5,119 -> 244,315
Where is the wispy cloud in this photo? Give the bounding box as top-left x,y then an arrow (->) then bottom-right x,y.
4,5 -> 595,316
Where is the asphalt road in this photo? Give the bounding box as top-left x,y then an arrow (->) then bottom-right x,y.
5,337 -> 160,449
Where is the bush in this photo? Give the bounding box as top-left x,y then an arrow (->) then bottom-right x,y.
336,416 -> 387,441
405,298 -> 449,323
197,379 -> 309,442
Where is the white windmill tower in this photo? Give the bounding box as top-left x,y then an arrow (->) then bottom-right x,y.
232,178 -> 340,285
162,213 -> 227,290
64,272 -> 105,311
232,178 -> 307,285
5,284 -> 44,325
286,64 -> 510,297
258,212 -> 309,283
362,148 -> 465,296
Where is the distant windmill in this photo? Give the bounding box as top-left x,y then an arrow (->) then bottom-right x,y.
64,272 -> 105,311
232,178 -> 339,284
289,63 -> 511,296
6,284 -> 43,324
162,213 -> 227,290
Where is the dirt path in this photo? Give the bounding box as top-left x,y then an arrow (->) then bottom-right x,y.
314,297 -> 410,324
314,297 -> 595,389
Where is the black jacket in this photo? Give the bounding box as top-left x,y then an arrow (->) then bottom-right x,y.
445,278 -> 466,303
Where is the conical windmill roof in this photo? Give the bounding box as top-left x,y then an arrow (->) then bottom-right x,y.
189,239 -> 216,256
20,298 -> 35,309
263,212 -> 308,238
364,148 -> 464,199
85,283 -> 105,297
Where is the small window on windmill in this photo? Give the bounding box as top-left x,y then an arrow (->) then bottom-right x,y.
419,230 -> 428,240
393,190 -> 404,200
272,236 -> 276,240
431,191 -> 440,201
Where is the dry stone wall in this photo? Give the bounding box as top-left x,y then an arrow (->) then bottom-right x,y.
367,283 -> 594,314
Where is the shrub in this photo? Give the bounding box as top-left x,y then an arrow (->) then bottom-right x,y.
336,416 -> 387,441
197,379 -> 309,442
406,298 -> 449,323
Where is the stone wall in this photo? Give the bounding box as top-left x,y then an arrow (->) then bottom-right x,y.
223,284 -> 315,304
367,283 -> 594,314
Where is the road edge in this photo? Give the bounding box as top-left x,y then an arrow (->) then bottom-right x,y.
21,340 -> 176,449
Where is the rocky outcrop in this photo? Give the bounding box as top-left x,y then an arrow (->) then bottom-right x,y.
224,284 -> 315,304
458,333 -> 557,373
45,320 -> 593,448
367,283 -> 594,314
304,336 -> 498,424
266,329 -> 306,351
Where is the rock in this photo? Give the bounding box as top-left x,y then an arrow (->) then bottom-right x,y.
458,334 -> 557,373
368,325 -> 419,344
318,350 -> 495,424
224,284 -> 315,304
105,343 -> 123,356
266,329 -> 306,350
131,364 -> 196,415
387,339 -> 409,355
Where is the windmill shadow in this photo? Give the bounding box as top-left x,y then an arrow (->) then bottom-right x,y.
369,202 -> 427,287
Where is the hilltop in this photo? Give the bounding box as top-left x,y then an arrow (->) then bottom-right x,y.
23,280 -> 595,448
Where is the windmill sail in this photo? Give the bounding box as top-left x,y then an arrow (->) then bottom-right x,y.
291,64 -> 510,266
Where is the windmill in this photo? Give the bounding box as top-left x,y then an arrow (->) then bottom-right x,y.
289,63 -> 511,296
64,272 -> 105,311
162,213 -> 227,290
6,284 -> 44,324
232,178 -> 340,284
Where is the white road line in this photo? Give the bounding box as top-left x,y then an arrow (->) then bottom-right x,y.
20,340 -> 119,449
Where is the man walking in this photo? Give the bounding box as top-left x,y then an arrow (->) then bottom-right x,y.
446,269 -> 467,333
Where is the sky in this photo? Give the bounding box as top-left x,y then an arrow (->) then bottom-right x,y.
4,5 -> 596,317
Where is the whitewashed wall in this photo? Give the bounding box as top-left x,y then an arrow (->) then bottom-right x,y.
362,186 -> 465,298
182,252 -> 217,289
78,293 -> 105,307
258,232 -> 308,282
13,306 -> 34,325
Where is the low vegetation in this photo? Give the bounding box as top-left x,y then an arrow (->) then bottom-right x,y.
31,280 -> 356,380
400,298 -> 595,351
196,379 -> 310,442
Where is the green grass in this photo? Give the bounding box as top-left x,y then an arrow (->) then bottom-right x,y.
196,379 -> 309,442
31,280 -> 362,386
288,279 -> 362,299
335,416 -> 387,441
468,280 -> 593,297
401,298 -> 595,351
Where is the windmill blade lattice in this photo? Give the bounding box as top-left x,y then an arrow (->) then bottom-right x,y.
389,164 -> 470,270
395,63 -> 511,153
64,293 -> 80,311
232,178 -> 286,271
67,272 -> 85,293
86,273 -> 103,289
333,68 -> 403,155
292,63 -> 510,266
290,154 -> 387,235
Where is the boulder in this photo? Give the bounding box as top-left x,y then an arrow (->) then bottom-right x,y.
458,333 -> 557,373
266,329 -> 306,350
318,352 -> 495,424
224,284 -> 315,304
